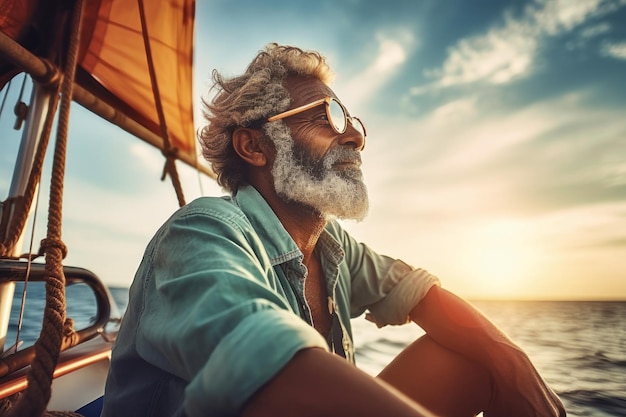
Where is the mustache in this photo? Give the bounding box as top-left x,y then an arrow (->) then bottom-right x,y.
323,147 -> 362,168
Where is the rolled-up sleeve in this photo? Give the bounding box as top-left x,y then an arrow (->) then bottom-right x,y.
135,205 -> 328,417
365,263 -> 440,326
327,220 -> 440,327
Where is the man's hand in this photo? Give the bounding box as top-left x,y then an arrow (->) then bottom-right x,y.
409,286 -> 566,416
483,347 -> 566,417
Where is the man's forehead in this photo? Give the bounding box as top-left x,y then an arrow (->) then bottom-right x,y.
284,75 -> 337,107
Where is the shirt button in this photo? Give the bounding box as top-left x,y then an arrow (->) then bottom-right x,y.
342,338 -> 351,351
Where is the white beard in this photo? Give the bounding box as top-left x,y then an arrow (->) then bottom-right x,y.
264,121 -> 369,221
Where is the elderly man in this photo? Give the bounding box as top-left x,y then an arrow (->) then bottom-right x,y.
102,43 -> 565,417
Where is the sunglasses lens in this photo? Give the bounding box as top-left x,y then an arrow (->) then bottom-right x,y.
351,118 -> 366,137
328,99 -> 347,133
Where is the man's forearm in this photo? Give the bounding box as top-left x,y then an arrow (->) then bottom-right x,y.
409,285 -> 524,367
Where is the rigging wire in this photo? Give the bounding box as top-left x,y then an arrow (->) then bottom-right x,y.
13,160 -> 42,355
0,79 -> 11,121
1,74 -> 32,355
196,165 -> 206,196
0,75 -> 41,357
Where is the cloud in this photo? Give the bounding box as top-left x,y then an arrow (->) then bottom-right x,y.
600,40 -> 626,59
338,30 -> 415,109
536,0 -> 607,34
423,21 -> 537,88
412,0 -> 626,94
579,22 -> 611,39
602,162 -> 626,186
566,22 -> 612,51
361,88 -> 625,224
591,237 -> 626,248
371,37 -> 408,73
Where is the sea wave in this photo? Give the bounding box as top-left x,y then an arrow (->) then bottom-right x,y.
559,389 -> 626,417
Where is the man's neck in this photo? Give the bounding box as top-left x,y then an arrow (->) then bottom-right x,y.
274,198 -> 327,259
256,185 -> 326,259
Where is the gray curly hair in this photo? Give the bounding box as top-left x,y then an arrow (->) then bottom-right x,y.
198,43 -> 335,192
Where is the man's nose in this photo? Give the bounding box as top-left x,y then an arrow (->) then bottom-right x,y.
338,122 -> 365,151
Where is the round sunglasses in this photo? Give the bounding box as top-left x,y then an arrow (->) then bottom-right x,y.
267,97 -> 366,137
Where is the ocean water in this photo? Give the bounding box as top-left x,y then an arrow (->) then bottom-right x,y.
5,282 -> 625,416
353,300 -> 626,417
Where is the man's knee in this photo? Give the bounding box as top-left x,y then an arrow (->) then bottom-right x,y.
377,335 -> 492,417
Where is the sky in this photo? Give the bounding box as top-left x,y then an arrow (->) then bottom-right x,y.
1,0 -> 625,300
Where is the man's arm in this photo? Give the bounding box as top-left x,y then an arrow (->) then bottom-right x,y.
241,348 -> 437,417
409,285 -> 566,417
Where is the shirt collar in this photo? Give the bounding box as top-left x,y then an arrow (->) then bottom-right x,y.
233,185 -> 302,266
232,185 -> 345,271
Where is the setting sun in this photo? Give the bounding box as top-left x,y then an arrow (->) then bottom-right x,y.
454,219 -> 541,299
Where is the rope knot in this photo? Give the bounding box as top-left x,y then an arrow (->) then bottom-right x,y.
32,58 -> 63,90
160,147 -> 179,181
39,238 -> 68,259
161,146 -> 179,159
63,318 -> 80,347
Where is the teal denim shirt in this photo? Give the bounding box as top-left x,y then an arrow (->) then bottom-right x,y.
102,185 -> 440,417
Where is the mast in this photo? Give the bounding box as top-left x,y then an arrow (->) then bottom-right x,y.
0,84 -> 54,353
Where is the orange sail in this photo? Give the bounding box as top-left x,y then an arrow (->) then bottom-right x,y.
0,0 -> 199,170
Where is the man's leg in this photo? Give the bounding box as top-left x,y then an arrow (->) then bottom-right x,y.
377,334 -> 492,417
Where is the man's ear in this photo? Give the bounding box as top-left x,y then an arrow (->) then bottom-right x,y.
232,127 -> 269,167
